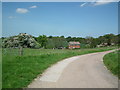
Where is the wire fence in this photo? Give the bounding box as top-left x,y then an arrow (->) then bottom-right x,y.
2,48 -> 20,56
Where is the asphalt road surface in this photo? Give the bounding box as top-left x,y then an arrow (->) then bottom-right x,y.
28,50 -> 118,88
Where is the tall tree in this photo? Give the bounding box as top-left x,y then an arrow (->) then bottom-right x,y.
37,35 -> 48,48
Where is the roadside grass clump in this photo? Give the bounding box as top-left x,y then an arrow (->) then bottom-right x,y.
2,46 -> 117,88
103,50 -> 119,78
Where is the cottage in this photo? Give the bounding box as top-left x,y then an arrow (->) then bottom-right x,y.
68,41 -> 80,49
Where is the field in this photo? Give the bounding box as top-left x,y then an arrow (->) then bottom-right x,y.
103,50 -> 119,78
0,48 -> 1,90
2,46 -> 117,88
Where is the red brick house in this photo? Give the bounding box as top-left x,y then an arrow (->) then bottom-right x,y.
68,41 -> 80,49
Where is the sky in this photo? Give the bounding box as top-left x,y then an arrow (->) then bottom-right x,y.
2,2 -> 118,38
0,2 -> 2,37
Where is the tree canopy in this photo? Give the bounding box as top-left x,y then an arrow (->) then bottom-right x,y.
2,33 -> 120,49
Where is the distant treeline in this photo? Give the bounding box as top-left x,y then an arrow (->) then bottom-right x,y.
34,33 -> 120,49
1,33 -> 120,49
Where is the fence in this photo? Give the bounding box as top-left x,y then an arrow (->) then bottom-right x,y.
2,48 -> 20,56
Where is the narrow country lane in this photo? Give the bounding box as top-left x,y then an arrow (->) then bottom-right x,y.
28,50 -> 118,88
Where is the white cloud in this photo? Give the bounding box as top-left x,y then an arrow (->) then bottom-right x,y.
93,0 -> 119,6
30,5 -> 37,8
80,0 -> 116,7
16,8 -> 29,14
8,16 -> 16,19
93,2 -> 111,6
80,2 -> 87,7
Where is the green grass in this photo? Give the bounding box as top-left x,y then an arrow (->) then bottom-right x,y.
2,46 -> 117,88
103,50 -> 119,78
0,48 -> 2,90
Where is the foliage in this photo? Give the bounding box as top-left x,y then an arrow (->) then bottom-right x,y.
1,33 -> 120,49
36,35 -> 47,48
0,38 -> 2,48
2,33 -> 41,49
46,37 -> 68,49
65,34 -> 119,48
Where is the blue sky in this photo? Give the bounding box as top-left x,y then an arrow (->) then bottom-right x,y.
2,2 -> 118,38
0,2 -> 2,37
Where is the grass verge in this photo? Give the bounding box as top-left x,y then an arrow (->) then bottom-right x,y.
2,46 -> 117,88
103,50 -> 119,78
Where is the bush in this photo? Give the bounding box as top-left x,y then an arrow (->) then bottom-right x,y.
2,33 -> 41,49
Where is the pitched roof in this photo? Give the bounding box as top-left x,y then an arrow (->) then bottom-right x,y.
69,41 -> 80,44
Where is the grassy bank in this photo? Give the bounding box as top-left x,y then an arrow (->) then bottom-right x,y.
2,46 -> 117,88
103,50 -> 119,79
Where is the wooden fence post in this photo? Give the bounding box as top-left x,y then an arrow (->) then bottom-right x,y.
19,46 -> 23,56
